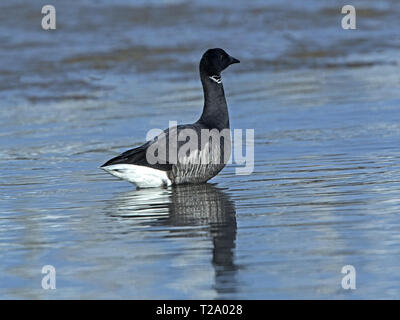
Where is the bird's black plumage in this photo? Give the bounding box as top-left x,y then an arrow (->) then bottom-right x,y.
101,48 -> 240,186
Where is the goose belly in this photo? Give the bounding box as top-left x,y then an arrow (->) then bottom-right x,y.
102,164 -> 172,188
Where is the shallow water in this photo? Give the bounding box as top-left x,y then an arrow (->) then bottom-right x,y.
1,0 -> 400,299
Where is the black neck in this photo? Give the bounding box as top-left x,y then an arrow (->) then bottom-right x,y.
198,71 -> 229,130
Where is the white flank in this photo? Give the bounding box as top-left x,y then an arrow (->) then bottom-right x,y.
101,164 -> 172,188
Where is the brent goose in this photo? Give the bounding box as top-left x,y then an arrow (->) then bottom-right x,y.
101,48 -> 240,188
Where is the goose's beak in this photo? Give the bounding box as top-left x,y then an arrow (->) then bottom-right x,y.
229,56 -> 240,65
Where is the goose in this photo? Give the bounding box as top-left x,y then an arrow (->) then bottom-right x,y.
101,48 -> 240,188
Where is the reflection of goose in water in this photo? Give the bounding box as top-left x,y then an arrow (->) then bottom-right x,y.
168,184 -> 238,295
106,187 -> 171,218
106,183 -> 237,297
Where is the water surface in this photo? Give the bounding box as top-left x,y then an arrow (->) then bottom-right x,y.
1,0 -> 400,299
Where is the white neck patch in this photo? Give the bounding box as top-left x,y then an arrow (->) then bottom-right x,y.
209,75 -> 222,84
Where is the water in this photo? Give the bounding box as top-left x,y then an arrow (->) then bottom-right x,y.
1,0 -> 400,299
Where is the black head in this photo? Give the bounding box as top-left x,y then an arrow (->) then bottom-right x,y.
199,48 -> 240,76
